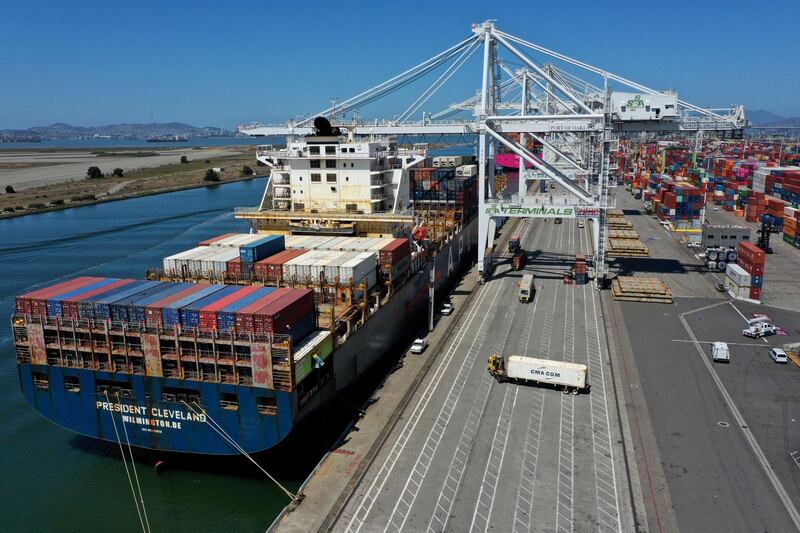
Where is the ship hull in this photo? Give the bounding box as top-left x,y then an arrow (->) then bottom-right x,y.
16,218 -> 478,455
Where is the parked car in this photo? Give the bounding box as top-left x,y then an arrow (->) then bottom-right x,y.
712,206 -> 719,211
743,323 -> 776,338
659,220 -> 670,227
410,338 -> 428,354
715,282 -> 727,293
687,241 -> 701,248
769,347 -> 788,364
440,302 -> 454,315
712,341 -> 730,363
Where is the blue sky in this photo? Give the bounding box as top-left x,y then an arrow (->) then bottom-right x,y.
1,0 -> 798,129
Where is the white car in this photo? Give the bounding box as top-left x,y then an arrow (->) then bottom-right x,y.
659,220 -> 670,227
711,341 -> 730,363
410,338 -> 428,354
687,241 -> 701,248
440,303 -> 454,315
712,206 -> 719,211
769,348 -> 788,364
743,323 -> 776,338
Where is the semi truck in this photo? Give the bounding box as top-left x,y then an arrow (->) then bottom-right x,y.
512,251 -> 526,271
518,273 -> 534,302
508,235 -> 521,253
487,354 -> 589,394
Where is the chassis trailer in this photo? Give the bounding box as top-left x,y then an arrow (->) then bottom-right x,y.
487,354 -> 589,394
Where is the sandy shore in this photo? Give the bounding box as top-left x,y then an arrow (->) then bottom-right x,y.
0,147 -> 239,190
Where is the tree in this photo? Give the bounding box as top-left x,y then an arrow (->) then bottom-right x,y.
112,168 -> 124,177
204,169 -> 220,182
87,166 -> 104,179
5,185 -> 15,193
180,155 -> 188,164
241,165 -> 253,176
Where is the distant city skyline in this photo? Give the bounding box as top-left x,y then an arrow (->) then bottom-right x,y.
1,0 -> 798,129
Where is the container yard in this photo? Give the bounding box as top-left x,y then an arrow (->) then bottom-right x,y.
7,12 -> 800,533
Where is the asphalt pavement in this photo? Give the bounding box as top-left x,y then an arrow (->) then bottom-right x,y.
335,218 -> 638,533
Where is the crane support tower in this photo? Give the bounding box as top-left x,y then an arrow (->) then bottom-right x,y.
240,21 -> 747,288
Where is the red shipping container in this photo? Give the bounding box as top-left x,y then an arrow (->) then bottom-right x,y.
144,284 -> 210,327
252,289 -> 314,335
198,233 -> 236,246
226,257 -> 241,276
749,287 -> 761,300
234,288 -> 291,332
737,256 -> 764,276
15,276 -> 102,315
254,249 -> 308,278
379,238 -> 412,265
738,241 -> 765,265
198,286 -> 260,331
60,278 -> 133,320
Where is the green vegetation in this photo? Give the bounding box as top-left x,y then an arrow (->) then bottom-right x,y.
241,165 -> 253,176
86,166 -> 104,179
112,168 -> 124,177
180,155 -> 189,164
204,169 -> 220,182
5,185 -> 15,193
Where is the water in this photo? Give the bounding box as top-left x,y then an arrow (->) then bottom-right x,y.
0,178 -> 301,532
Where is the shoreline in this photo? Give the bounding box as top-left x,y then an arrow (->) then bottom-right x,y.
0,175 -> 263,221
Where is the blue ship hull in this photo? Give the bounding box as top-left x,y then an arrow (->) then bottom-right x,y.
15,218 -> 478,455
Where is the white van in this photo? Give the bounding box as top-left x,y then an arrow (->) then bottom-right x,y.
769,348 -> 788,364
712,342 -> 730,363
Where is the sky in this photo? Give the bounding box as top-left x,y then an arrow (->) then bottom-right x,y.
1,0 -> 798,129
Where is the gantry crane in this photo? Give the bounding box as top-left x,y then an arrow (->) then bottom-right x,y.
240,21 -> 747,288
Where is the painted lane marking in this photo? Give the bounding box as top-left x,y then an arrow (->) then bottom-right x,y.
679,307 -> 800,530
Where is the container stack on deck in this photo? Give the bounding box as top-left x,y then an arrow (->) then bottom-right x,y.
730,241 -> 765,302
160,234 -> 412,288
15,277 -> 315,341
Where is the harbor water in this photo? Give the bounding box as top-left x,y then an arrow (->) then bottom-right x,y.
0,178 -> 302,532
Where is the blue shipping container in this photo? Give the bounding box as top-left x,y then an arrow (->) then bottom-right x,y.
109,283 -> 170,322
93,280 -> 163,320
217,287 -> 276,331
239,235 -> 285,263
161,285 -> 228,327
179,285 -> 243,328
125,283 -> 191,324
47,278 -> 120,317
76,279 -> 147,319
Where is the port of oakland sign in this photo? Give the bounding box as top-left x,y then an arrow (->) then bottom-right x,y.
484,202 -> 600,219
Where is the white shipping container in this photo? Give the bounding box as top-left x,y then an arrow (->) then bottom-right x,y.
340,252 -> 377,288
725,263 -> 751,288
506,355 -> 588,389
456,164 -> 478,177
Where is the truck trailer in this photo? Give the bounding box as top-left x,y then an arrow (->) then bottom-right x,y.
518,274 -> 534,302
487,354 -> 589,394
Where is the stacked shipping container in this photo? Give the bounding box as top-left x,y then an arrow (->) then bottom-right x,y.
15,278 -> 315,339
734,241 -> 765,301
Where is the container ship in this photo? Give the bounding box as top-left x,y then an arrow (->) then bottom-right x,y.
12,121 -> 479,455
